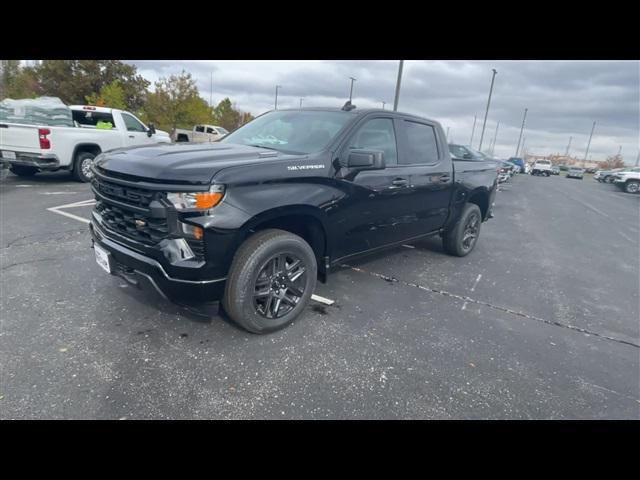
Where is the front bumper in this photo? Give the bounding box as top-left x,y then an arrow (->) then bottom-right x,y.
3,151 -> 60,170
89,219 -> 226,306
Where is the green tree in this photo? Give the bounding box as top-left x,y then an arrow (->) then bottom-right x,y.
31,60 -> 149,110
85,80 -> 127,109
141,71 -> 212,132
212,98 -> 254,131
0,60 -> 39,99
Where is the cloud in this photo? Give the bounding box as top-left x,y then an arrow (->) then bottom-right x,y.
128,60 -> 639,163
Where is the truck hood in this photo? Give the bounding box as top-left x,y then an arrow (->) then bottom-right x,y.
95,142 -> 299,185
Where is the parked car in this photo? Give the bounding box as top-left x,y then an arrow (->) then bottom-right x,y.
612,168 -> 640,193
566,167 -> 584,179
531,160 -> 553,176
497,161 -> 513,183
90,107 -> 498,333
507,157 -> 525,173
595,168 -> 624,183
585,167 -> 598,174
551,166 -> 560,175
173,124 -> 229,143
0,100 -> 171,182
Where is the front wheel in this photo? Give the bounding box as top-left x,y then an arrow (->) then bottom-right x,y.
625,181 -> 640,194
223,229 -> 317,334
443,203 -> 482,257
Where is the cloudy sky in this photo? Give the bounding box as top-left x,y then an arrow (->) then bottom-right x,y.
129,60 -> 639,163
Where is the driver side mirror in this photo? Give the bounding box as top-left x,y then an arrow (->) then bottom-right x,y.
463,152 -> 472,159
343,149 -> 386,170
147,123 -> 156,137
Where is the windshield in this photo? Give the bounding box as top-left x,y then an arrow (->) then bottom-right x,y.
537,161 -> 551,165
220,110 -> 353,155
218,127 -> 229,135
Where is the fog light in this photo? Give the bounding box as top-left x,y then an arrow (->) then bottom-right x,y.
180,222 -> 203,240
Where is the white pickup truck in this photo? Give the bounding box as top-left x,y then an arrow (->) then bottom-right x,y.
612,167 -> 640,194
173,124 -> 229,143
531,159 -> 553,176
0,104 -> 171,182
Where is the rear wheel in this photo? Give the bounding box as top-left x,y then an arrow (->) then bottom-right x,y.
443,203 -> 482,257
625,181 -> 640,194
72,151 -> 96,182
223,229 -> 317,334
10,165 -> 38,177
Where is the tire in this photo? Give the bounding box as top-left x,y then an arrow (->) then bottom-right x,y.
72,151 -> 96,182
605,176 -> 614,184
625,181 -> 640,194
10,165 -> 38,177
443,203 -> 482,257
222,229 -> 317,334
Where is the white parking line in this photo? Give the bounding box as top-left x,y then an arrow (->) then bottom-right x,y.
471,274 -> 482,292
46,199 -> 96,224
311,294 -> 335,305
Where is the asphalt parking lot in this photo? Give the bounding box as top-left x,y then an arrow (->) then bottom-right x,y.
1,171 -> 638,419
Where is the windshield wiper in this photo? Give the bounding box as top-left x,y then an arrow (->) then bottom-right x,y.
248,144 -> 280,151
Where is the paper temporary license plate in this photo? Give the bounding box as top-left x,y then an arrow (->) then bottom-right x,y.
1,151 -> 16,159
94,243 -> 111,274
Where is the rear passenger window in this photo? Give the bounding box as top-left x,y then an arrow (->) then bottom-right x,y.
403,121 -> 439,165
348,118 -> 398,165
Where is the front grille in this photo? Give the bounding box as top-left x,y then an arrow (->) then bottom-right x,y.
92,173 -> 205,259
95,201 -> 169,244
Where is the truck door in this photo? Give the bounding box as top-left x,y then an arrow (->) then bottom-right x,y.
120,112 -> 156,146
393,118 -> 453,237
332,115 -> 428,259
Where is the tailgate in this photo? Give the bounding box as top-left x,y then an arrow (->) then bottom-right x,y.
0,123 -> 42,151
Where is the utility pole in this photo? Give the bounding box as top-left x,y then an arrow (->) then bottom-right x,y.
469,115 -> 477,148
491,121 -> 500,156
584,121 -> 596,161
478,68 -> 498,152
565,136 -> 572,157
348,77 -> 357,103
274,85 -> 281,110
381,101 -> 386,110
521,136 -> 526,156
393,60 -> 404,111
210,72 -> 213,107
299,98 -> 304,109
515,108 -> 528,157
617,145 -> 622,157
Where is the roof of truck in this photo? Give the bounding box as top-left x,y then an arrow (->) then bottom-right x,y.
273,107 -> 440,125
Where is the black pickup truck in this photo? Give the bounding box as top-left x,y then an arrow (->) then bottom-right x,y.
89,106 -> 498,333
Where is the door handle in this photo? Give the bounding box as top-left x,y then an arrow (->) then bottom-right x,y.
391,178 -> 409,187
438,174 -> 451,183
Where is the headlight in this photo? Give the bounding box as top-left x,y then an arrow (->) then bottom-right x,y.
167,185 -> 225,212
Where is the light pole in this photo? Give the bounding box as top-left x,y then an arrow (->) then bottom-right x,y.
381,101 -> 386,110
348,77 -> 357,103
274,85 -> 281,110
469,115 -> 477,148
478,68 -> 498,152
584,121 -> 596,161
515,107 -> 528,157
491,121 -> 500,156
565,136 -> 572,157
617,145 -> 622,157
210,72 -> 213,107
299,97 -> 304,109
393,60 -> 404,111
